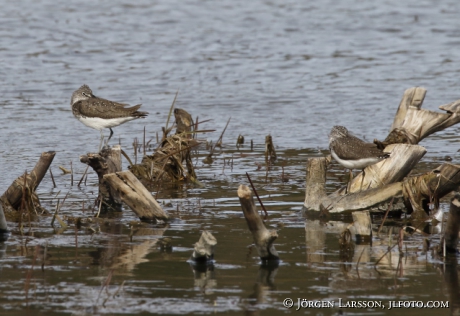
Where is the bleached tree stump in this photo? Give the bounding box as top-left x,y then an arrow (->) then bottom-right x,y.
238,185 -> 279,261
191,231 -> 217,263
80,145 -> 122,209
1,151 -> 56,210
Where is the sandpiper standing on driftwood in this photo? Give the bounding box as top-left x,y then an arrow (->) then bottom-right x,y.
329,125 -> 390,191
71,85 -> 148,149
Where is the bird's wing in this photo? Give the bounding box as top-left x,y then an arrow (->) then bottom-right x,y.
75,98 -> 144,119
331,138 -> 384,160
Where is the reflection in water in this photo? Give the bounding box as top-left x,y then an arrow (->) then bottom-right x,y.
443,257 -> 460,315
190,263 -> 216,294
246,263 -> 279,315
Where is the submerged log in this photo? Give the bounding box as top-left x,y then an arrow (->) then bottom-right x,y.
238,185 -> 279,261
191,231 -> 217,263
80,146 -> 122,209
305,87 -> 460,214
1,151 -> 56,210
103,170 -> 168,221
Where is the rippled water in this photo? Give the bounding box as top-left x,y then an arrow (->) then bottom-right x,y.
1,0 -> 460,315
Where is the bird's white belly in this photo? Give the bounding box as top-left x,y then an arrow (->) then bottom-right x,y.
331,149 -> 381,169
78,116 -> 136,130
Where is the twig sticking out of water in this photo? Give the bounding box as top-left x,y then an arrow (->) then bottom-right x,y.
97,269 -> 114,304
49,168 -> 56,188
246,172 -> 268,219
203,117 -> 231,164
70,161 -> 74,186
162,90 -> 179,142
78,165 -> 89,187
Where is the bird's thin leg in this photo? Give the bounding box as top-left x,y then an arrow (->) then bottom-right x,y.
105,128 -> 114,147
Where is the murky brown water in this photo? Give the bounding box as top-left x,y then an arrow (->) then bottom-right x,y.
1,0 -> 460,315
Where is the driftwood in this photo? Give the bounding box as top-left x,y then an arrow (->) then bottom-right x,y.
237,185 -> 279,261
190,231 -> 217,263
1,151 -> 55,210
80,146 -> 122,209
352,211 -> 372,243
304,87 -> 460,214
104,170 -> 168,221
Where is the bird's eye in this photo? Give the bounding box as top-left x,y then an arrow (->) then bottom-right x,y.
82,92 -> 90,97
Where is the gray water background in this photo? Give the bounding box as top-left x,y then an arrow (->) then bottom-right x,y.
1,0 -> 460,188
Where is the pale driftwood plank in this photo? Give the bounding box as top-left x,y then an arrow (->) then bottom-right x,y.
348,143 -> 426,193
103,170 -> 168,221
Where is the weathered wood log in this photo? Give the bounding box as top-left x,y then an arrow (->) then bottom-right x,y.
438,194 -> 460,255
80,145 -> 122,208
303,156 -> 329,211
237,184 -> 279,261
385,87 -> 460,146
346,144 -> 426,194
103,170 -> 168,221
403,163 -> 460,220
191,231 -> 217,263
1,151 -> 56,210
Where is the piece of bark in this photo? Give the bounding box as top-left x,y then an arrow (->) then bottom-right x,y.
191,231 -> 217,263
237,185 -> 279,261
103,170 -> 168,221
1,151 -> 56,210
80,146 -> 122,207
